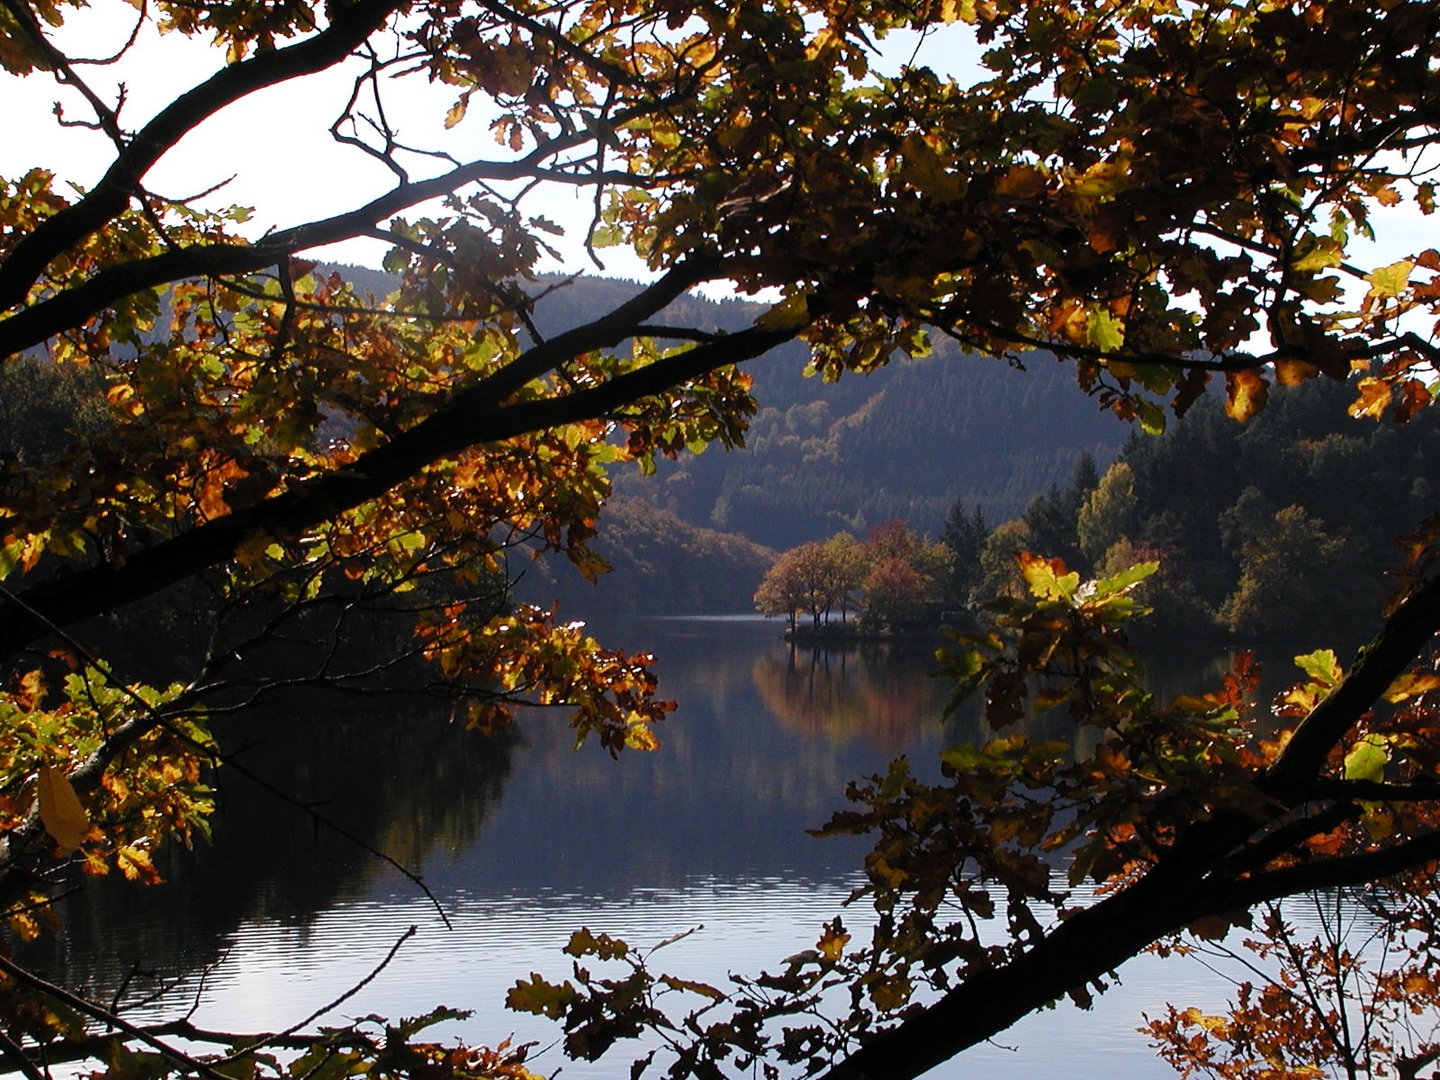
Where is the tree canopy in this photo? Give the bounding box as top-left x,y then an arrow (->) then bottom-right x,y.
2,0 -> 1440,1075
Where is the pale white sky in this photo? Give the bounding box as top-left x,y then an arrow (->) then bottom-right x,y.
3,3 -> 525,269
2,2 -> 1429,312
1,3 -> 978,280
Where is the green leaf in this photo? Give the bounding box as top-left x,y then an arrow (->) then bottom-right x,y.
1365,259 -> 1415,298
0,538 -> 24,580
878,757 -> 910,799
1294,649 -> 1342,689
1343,733 -> 1388,783
1088,309 -> 1125,352
756,292 -> 811,332
940,744 -> 985,773
1291,235 -> 1343,272
1091,560 -> 1159,600
590,224 -> 624,248
1135,398 -> 1166,435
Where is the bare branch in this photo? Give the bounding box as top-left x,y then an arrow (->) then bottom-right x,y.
0,954 -> 231,1079
0,0 -> 409,312
215,927 -> 419,1064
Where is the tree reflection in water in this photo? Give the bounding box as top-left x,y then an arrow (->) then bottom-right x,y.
20,693 -> 516,1009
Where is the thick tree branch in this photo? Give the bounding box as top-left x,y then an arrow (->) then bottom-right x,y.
818,573 -> 1440,1080
0,92 -> 682,361
820,821 -> 1440,1080
0,260 -> 796,659
0,140 -> 618,360
1305,777 -> 1440,802
1263,573 -> 1440,799
819,860 -> 1212,1080
450,256 -> 719,406
1217,829 -> 1440,912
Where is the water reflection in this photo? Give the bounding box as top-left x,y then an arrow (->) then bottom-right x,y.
752,642 -> 957,752
22,694 -> 515,1001
19,616 -> 1260,1079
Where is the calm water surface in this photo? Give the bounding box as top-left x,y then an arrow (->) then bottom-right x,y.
30,616 -> 1257,1079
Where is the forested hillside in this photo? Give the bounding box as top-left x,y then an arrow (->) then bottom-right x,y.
968,378 -> 1440,648
629,344 -> 1125,552
336,266 -> 1130,609
514,273 -> 1126,550
517,497 -> 776,616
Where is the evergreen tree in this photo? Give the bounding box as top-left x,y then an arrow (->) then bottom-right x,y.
942,502 -> 990,606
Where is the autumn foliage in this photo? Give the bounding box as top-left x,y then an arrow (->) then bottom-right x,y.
1,0 -> 1440,1074
754,524 -> 950,632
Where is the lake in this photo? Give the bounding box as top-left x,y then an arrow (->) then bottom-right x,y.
26,615 -> 1266,1078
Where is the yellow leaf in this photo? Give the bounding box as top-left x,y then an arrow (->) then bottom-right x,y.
756,293 -> 811,332
1384,672 -> 1440,703
1070,159 -> 1130,199
1019,552 -> 1079,601
37,764 -> 89,853
659,975 -> 726,1001
1273,359 -> 1319,386
1365,259 -> 1414,299
817,920 -> 851,962
443,91 -> 472,131
939,0 -> 976,21
117,843 -> 161,884
1348,376 -> 1390,420
1224,369 -> 1269,421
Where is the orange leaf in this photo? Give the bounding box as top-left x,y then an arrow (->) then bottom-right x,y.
1225,370 -> 1269,421
1273,359 -> 1319,387
1348,376 -> 1391,420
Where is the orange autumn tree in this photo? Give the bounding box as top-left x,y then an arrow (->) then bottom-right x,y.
1,0 -> 1439,1075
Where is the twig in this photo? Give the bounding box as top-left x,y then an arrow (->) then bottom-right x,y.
0,581 -> 455,929
215,926 -> 418,1064
0,954 -> 230,1079
0,1027 -> 45,1080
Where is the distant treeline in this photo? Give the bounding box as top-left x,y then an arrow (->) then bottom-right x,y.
944,379 -> 1439,648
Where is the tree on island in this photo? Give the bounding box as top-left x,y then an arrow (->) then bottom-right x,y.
2,0 -> 1440,1077
755,523 -> 949,633
755,539 -> 836,632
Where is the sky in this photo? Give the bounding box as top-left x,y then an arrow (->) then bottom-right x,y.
2,0 -> 1429,314
1,2 -> 977,281
3,2 -> 518,270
